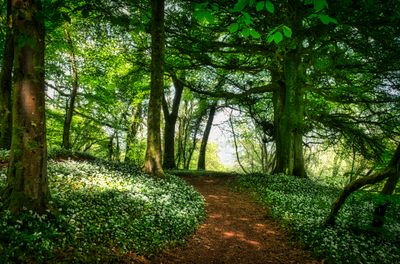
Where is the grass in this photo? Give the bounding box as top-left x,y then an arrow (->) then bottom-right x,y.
0,159 -> 205,263
236,173 -> 400,264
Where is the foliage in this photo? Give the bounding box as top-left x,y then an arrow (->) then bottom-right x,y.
0,149 -> 9,162
0,160 -> 205,263
48,147 -> 97,161
237,173 -> 400,263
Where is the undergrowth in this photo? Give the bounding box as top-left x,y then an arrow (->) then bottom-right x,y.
0,159 -> 205,263
237,173 -> 400,264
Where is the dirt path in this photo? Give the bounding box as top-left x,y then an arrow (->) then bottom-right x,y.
151,176 -> 319,264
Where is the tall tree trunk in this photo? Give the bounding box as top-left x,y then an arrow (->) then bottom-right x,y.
292,67 -> 306,178
197,103 -> 217,170
108,133 -> 114,161
0,0 -> 14,149
162,73 -> 184,169
115,132 -> 120,162
229,113 -> 247,173
273,52 -> 306,177
185,102 -> 207,169
144,0 -> 165,177
1,0 -> 48,214
273,70 -> 293,175
62,28 -> 79,150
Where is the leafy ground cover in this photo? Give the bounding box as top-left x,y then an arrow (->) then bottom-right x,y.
237,173 -> 400,264
0,160 -> 205,263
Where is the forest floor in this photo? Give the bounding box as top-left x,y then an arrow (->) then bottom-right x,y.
145,175 -> 320,264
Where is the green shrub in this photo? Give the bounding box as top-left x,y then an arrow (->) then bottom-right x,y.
237,173 -> 400,264
0,160 -> 205,263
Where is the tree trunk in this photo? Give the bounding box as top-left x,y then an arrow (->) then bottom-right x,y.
144,0 -> 165,177
197,103 -> 217,170
372,147 -> 400,227
2,0 -> 48,214
162,73 -> 184,169
273,70 -> 293,175
62,28 -> 79,150
292,66 -> 306,178
325,143 -> 400,227
273,52 -> 306,177
0,0 -> 14,149
108,133 -> 114,161
229,113 -> 247,173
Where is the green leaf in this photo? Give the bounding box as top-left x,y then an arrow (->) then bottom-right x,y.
319,14 -> 338,24
229,23 -> 240,33
242,28 -> 251,37
265,1 -> 274,13
243,12 -> 252,25
250,28 -> 261,39
267,34 -> 274,43
256,1 -> 265,11
194,10 -> 215,23
282,26 -> 292,38
273,31 -> 283,44
234,0 -> 249,12
314,0 -> 328,11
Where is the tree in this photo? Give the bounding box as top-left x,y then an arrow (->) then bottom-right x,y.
61,26 -> 79,150
144,0 -> 165,177
325,143 -> 400,227
0,0 -> 14,149
1,0 -> 48,213
197,102 -> 217,170
162,72 -> 184,169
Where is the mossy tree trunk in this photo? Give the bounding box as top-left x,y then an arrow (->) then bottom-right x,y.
0,0 -> 14,149
2,0 -> 48,214
197,103 -> 217,170
162,73 -> 184,169
62,27 -> 79,150
272,52 -> 306,178
144,0 -> 165,177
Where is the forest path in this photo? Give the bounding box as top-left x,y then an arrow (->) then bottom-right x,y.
152,176 -> 319,264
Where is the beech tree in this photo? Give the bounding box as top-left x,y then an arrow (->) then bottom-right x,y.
144,0 -> 165,176
197,102 -> 217,170
1,0 -> 48,213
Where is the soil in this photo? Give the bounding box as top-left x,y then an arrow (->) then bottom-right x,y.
147,176 -> 320,264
